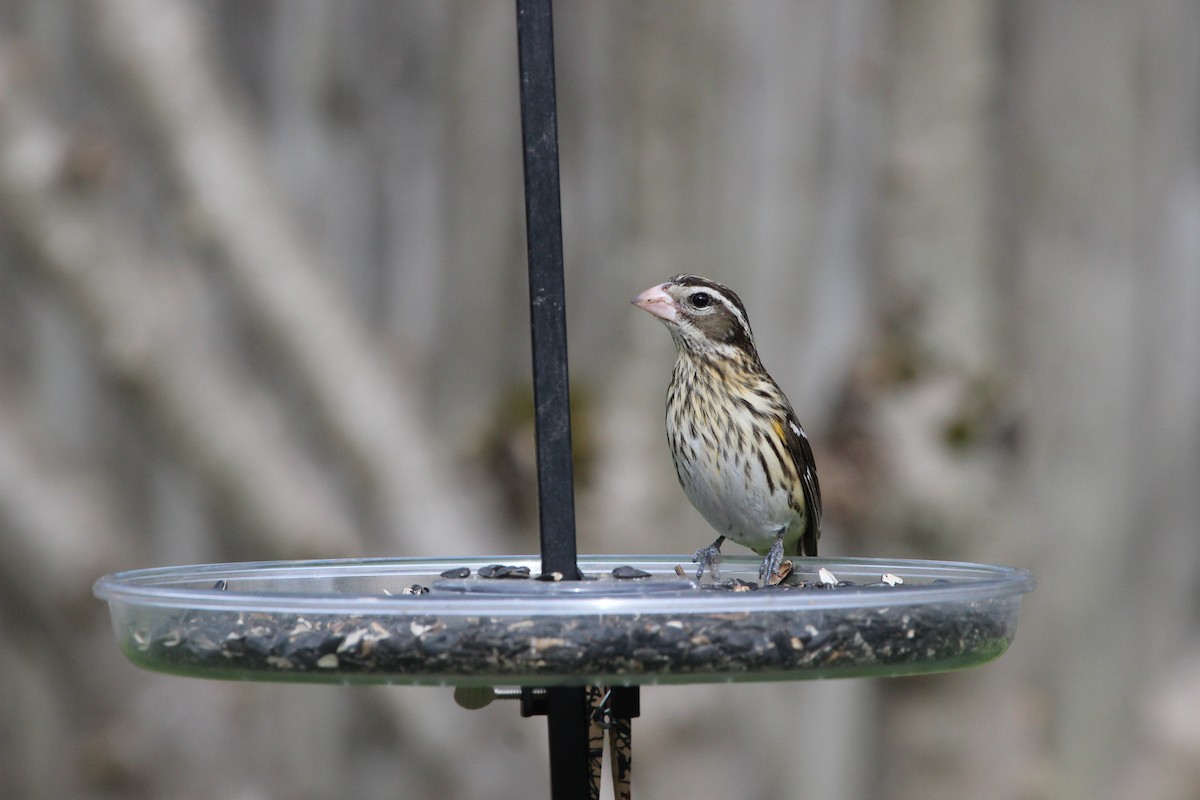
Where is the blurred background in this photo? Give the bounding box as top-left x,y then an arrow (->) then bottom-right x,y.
2,1 -> 1198,798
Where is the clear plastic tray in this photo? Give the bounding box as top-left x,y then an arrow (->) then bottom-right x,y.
94,555 -> 1034,686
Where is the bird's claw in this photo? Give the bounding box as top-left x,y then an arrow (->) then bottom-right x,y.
693,544 -> 723,581
759,539 -> 786,586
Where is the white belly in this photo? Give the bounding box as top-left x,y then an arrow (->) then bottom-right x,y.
674,437 -> 800,555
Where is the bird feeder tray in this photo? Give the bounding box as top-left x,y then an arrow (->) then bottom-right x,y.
94,554 -> 1032,686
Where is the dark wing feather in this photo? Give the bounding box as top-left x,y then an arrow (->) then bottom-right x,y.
781,413 -> 822,557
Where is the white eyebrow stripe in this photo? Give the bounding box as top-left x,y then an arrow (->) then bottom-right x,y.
720,294 -> 751,336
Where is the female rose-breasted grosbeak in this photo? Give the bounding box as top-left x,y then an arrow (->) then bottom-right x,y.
633,274 -> 821,584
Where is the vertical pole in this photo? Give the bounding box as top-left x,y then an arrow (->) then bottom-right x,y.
545,686 -> 592,799
515,2 -> 589,798
516,0 -> 578,582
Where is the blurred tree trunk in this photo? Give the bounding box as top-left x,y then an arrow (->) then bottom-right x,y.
1008,1 -> 1200,798
871,3 -> 1024,799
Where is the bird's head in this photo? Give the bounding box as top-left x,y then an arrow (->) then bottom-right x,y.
632,274 -> 758,361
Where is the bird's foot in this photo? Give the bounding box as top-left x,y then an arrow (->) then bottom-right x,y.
693,537 -> 725,581
759,538 -> 787,585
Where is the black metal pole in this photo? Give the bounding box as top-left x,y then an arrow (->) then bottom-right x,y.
545,686 -> 592,799
516,1 -> 590,798
516,0 -> 578,582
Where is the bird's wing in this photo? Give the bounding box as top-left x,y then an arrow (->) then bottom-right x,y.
781,413 -> 821,557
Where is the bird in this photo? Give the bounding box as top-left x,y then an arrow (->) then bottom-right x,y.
632,274 -> 821,585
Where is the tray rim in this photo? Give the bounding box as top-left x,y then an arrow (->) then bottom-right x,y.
95,554 -> 1035,618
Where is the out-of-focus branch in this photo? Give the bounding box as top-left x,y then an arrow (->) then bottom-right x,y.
88,0 -> 495,554
0,407 -> 121,607
0,59 -> 359,558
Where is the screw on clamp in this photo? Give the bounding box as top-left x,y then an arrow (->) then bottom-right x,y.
453,686 -> 549,716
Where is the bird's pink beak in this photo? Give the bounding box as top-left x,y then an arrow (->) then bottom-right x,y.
632,283 -> 677,322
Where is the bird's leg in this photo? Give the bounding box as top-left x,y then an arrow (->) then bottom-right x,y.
759,530 -> 788,585
693,535 -> 726,580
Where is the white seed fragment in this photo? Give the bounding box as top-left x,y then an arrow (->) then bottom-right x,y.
531,637 -> 569,651
817,567 -> 839,586
882,573 -> 904,586
338,628 -> 368,652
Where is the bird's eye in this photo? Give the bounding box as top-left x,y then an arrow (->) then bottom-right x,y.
691,292 -> 712,309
